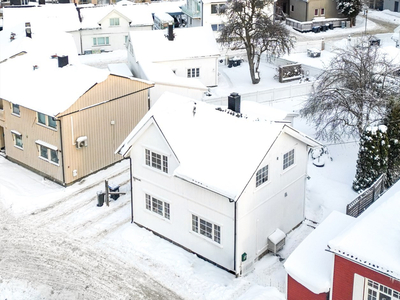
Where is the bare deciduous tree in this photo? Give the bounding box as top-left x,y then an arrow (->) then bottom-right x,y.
301,39 -> 399,142
219,0 -> 295,84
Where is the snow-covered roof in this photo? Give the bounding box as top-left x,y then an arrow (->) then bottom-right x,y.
79,4 -> 154,29
117,92 -> 319,200
108,63 -> 133,77
2,4 -> 81,32
0,25 -> 109,117
129,25 -> 220,63
328,180 -> 400,280
284,211 -> 355,294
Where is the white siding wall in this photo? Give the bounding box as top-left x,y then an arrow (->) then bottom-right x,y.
235,133 -> 309,269
130,123 -> 235,271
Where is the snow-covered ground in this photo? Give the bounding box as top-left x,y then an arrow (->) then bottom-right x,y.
1,9 -> 400,300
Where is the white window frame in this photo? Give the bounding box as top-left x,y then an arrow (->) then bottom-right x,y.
145,148 -> 168,173
283,149 -> 295,170
321,7 -> 325,15
191,214 -> 221,244
36,140 -> 59,165
109,17 -> 120,26
12,103 -> 20,116
145,193 -> 170,220
37,112 -> 57,130
314,8 -> 319,16
11,130 -> 23,149
256,165 -> 269,187
93,36 -> 110,46
187,68 -> 200,78
364,278 -> 400,300
211,4 -> 224,14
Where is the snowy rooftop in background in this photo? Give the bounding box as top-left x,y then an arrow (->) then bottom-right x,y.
329,179 -> 400,280
108,63 -> 133,77
117,92 -> 318,200
0,25 -> 109,116
284,211 -> 354,294
129,25 -> 220,63
2,4 -> 81,32
79,5 -> 154,29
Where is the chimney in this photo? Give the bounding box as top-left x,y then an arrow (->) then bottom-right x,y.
58,56 -> 69,68
228,92 -> 241,113
167,23 -> 174,41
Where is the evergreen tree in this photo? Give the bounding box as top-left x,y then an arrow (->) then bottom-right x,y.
385,98 -> 400,186
336,0 -> 362,26
353,125 -> 389,192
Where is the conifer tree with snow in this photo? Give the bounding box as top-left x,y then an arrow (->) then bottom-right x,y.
353,125 -> 389,192
384,98 -> 400,186
219,0 -> 295,84
336,0 -> 362,26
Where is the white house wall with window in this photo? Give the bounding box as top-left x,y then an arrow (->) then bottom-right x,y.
127,26 -> 220,104
116,92 -> 320,275
73,5 -> 154,54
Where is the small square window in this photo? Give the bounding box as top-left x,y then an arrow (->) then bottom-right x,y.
12,104 -> 20,116
48,116 -> 57,129
38,112 -> 46,125
14,133 -> 23,148
110,18 -> 120,26
283,149 -> 295,170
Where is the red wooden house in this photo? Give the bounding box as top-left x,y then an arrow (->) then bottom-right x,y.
285,181 -> 400,300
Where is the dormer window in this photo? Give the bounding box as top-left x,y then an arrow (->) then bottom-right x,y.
110,18 -> 120,26
145,149 -> 168,173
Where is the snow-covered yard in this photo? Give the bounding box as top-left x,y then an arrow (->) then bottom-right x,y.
1,9 -> 400,300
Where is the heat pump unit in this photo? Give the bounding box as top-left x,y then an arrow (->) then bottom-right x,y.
267,228 -> 286,254
76,136 -> 88,149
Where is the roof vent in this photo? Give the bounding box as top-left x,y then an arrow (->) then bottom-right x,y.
58,55 -> 69,68
228,92 -> 241,113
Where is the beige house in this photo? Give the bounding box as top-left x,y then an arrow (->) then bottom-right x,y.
288,0 -> 341,22
0,53 -> 153,185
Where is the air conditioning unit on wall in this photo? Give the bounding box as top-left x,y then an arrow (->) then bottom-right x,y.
76,136 -> 88,149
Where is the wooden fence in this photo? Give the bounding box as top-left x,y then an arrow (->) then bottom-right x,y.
346,174 -> 386,218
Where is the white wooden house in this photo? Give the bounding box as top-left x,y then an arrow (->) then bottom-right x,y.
70,4 -> 154,54
127,25 -> 220,104
116,92 -> 320,275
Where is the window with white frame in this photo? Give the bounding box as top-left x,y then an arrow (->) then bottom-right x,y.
145,194 -> 170,219
314,8 -> 319,16
37,112 -> 57,130
211,3 -> 224,14
93,37 -> 110,46
321,8 -> 325,15
124,35 -> 128,44
256,165 -> 269,187
366,279 -> 400,299
110,18 -> 120,26
187,68 -> 200,78
283,149 -> 295,170
12,104 -> 20,116
192,214 -> 221,244
211,24 -> 224,31
11,130 -> 23,148
36,140 -> 59,164
145,149 -> 168,173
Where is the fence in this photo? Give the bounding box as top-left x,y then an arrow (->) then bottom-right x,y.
346,174 -> 386,218
203,81 -> 313,106
285,17 -> 348,33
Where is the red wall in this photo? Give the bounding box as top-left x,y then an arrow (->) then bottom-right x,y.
332,255 -> 400,299
287,275 -> 329,300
